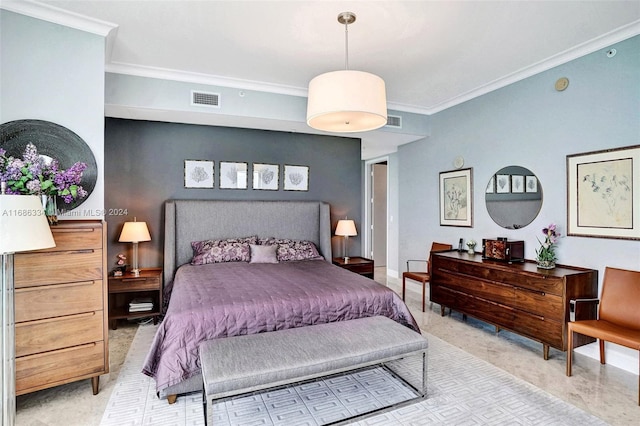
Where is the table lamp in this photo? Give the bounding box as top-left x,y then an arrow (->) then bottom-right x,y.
118,218 -> 151,277
1,187 -> 56,426
335,219 -> 357,261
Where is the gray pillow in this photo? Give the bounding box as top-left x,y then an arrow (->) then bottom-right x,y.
249,244 -> 278,264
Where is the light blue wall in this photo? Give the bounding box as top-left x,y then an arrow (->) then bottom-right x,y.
0,10 -> 106,216
397,35 -> 640,371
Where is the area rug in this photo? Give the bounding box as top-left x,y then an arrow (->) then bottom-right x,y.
100,324 -> 608,426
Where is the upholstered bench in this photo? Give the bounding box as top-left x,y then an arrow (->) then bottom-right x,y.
199,316 -> 428,425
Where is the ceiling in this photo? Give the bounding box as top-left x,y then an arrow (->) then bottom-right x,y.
8,1 -> 640,157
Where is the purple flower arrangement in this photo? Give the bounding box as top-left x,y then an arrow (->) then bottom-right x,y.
536,223 -> 560,264
0,143 -> 88,204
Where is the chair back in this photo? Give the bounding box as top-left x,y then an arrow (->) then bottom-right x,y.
428,242 -> 453,275
599,267 -> 640,331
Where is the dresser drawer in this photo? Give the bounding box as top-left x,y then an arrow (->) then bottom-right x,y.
438,271 -> 514,306
109,276 -> 160,293
510,313 -> 563,350
16,341 -> 105,395
514,288 -> 564,321
14,249 -> 103,288
48,224 -> 103,251
15,311 -> 104,357
15,280 -> 103,323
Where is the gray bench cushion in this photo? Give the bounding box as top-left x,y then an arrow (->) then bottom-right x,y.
200,316 -> 427,399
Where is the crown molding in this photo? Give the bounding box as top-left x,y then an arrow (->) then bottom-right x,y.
1,0 -> 118,37
106,61 -> 310,98
425,20 -> 640,115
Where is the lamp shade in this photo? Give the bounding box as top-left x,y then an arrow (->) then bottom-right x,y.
335,219 -> 357,237
307,70 -> 387,133
118,221 -> 151,243
0,195 -> 55,254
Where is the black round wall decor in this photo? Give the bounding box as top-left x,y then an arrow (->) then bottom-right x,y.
0,119 -> 97,211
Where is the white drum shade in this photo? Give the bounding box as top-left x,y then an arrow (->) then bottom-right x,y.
0,195 -> 55,254
306,70 -> 387,133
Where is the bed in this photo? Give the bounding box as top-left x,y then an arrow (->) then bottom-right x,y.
142,199 -> 419,400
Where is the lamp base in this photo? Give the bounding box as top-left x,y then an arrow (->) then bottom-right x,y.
343,256 -> 350,263
131,268 -> 141,277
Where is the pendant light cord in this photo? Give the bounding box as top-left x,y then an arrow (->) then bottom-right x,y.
344,19 -> 349,70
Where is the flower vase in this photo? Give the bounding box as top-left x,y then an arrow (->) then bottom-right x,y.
42,194 -> 58,226
537,260 -> 555,269
467,247 -> 476,255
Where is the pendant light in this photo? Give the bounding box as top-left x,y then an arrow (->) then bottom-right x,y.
306,12 -> 387,133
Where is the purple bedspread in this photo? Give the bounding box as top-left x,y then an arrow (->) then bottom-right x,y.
142,259 -> 419,392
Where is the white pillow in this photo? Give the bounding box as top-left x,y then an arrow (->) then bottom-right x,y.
249,244 -> 278,264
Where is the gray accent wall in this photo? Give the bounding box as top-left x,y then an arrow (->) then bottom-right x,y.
104,118 -> 362,269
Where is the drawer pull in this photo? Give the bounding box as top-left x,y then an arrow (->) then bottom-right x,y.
41,249 -> 95,256
16,280 -> 96,293
53,228 -> 96,234
122,278 -> 147,283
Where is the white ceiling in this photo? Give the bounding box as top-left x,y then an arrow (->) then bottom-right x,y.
7,1 -> 640,156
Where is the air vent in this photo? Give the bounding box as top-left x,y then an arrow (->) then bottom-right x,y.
386,115 -> 402,128
191,90 -> 220,108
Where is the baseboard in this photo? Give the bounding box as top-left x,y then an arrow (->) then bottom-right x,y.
574,342 -> 638,375
386,268 -> 399,279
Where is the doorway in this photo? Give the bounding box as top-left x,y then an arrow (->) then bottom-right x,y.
365,158 -> 388,280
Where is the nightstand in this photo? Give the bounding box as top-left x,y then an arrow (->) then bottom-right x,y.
108,267 -> 163,329
332,257 -> 374,279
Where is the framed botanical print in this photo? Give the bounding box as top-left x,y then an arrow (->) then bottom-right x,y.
439,168 -> 473,227
511,175 -> 524,193
184,160 -> 214,188
284,165 -> 309,191
567,145 -> 640,240
220,161 -> 248,189
526,175 -> 538,193
495,174 -> 510,193
253,163 -> 279,190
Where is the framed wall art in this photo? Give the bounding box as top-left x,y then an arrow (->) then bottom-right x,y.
220,161 -> 248,189
567,145 -> 640,240
439,168 -> 473,227
485,175 -> 495,193
526,175 -> 538,193
184,160 -> 214,188
495,174 -> 510,193
284,165 -> 309,191
511,175 -> 524,193
252,163 -> 279,190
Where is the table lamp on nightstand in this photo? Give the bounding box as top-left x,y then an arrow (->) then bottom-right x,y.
335,219 -> 357,261
119,218 -> 151,277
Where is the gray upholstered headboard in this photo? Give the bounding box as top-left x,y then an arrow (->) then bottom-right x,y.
163,199 -> 332,288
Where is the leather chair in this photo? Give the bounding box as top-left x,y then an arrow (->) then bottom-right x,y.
566,266 -> 640,405
402,242 -> 452,312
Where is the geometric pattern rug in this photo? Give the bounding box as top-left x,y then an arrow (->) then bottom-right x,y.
100,324 -> 609,426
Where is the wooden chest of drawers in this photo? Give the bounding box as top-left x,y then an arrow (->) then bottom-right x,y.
14,220 -> 108,395
430,251 -> 598,359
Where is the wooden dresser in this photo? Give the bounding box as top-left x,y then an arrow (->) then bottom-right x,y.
431,251 -> 598,359
13,220 -> 108,395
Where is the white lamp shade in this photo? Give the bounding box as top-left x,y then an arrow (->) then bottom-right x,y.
119,221 -> 151,243
0,195 -> 55,254
307,70 -> 387,133
335,219 -> 357,237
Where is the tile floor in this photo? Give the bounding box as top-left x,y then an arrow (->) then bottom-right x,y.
15,267 -> 639,425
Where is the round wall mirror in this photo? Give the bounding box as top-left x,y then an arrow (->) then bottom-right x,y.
485,166 -> 542,229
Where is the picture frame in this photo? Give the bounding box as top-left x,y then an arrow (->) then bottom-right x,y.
252,163 -> 279,190
220,161 -> 248,189
284,165 -> 309,191
567,145 -> 640,240
511,175 -> 524,193
485,175 -> 495,193
439,168 -> 473,227
495,174 -> 510,193
184,160 -> 214,188
525,175 -> 538,193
